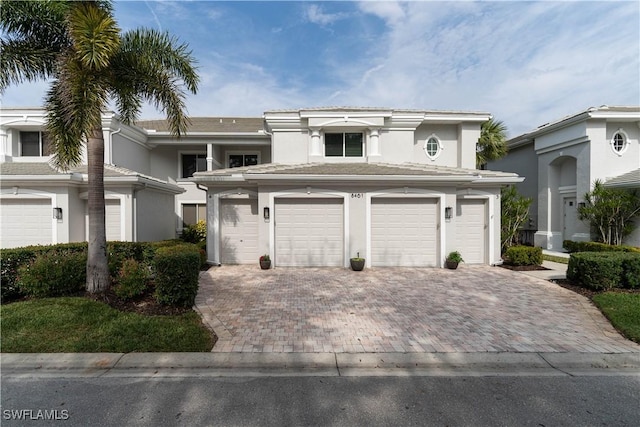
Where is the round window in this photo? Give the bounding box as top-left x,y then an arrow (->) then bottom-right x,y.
424,135 -> 441,159
611,131 -> 628,155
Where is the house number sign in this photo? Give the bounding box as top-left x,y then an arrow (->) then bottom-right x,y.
351,193 -> 364,198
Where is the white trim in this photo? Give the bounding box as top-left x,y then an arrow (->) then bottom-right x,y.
366,188 -> 446,268
269,188 -> 349,267
0,188 -> 58,244
322,130 -> 365,159
558,185 -> 577,195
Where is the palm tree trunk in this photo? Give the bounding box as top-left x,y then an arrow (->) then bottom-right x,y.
86,126 -> 110,293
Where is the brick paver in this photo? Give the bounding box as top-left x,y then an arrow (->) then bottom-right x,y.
195,265 -> 640,353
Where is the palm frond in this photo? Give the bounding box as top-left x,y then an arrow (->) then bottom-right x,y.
67,2 -> 120,71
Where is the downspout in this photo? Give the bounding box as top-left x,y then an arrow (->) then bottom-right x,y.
108,127 -> 122,165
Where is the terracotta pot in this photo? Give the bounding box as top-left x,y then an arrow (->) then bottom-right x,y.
350,259 -> 365,271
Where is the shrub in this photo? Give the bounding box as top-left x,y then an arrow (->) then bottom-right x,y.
113,258 -> 148,300
563,240 -> 639,253
565,252 -> 640,290
17,252 -> 87,298
2,243 -> 87,302
107,242 -> 155,277
181,220 -> 207,244
154,244 -> 200,307
504,245 -> 542,266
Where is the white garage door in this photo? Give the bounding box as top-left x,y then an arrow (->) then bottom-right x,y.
220,198 -> 259,264
371,198 -> 438,267
1,199 -> 53,248
455,199 -> 487,264
105,199 -> 122,241
275,198 -> 343,267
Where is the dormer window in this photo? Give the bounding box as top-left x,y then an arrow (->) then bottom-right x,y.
20,131 -> 51,156
325,132 -> 363,157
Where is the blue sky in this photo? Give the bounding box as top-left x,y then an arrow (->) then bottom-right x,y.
2,0 -> 639,137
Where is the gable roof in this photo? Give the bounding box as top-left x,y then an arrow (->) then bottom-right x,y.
192,162 -> 521,185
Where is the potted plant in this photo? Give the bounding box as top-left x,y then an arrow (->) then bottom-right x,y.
350,252 -> 365,271
445,251 -> 463,269
259,254 -> 271,270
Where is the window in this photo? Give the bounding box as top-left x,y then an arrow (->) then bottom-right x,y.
182,154 -> 206,178
325,132 -> 363,157
20,131 -> 51,156
182,203 -> 206,226
611,131 -> 628,155
423,135 -> 442,160
229,153 -> 258,168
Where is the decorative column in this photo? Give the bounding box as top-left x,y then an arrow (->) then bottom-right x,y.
309,128 -> 321,156
207,143 -> 214,171
368,128 -> 381,160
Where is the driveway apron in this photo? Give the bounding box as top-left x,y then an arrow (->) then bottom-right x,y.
195,265 -> 639,354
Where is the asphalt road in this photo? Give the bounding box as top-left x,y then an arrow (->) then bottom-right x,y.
2,375 -> 639,426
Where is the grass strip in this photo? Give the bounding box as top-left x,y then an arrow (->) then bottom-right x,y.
1,297 -> 213,352
543,254 -> 569,264
592,292 -> 640,344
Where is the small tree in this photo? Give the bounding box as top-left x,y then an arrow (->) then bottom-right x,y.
501,185 -> 532,252
578,180 -> 640,245
477,118 -> 508,169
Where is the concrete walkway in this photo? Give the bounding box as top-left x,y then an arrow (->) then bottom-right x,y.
195,264 -> 639,354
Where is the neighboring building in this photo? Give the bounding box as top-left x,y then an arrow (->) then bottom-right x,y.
0,108 -> 267,248
192,107 -> 522,268
488,105 -> 640,250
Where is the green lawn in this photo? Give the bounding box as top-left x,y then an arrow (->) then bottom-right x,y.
543,254 -> 569,264
592,293 -> 640,344
1,297 -> 213,352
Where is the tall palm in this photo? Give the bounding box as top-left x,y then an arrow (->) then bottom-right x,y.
476,118 -> 508,168
1,1 -> 198,292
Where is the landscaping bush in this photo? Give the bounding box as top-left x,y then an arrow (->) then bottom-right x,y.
107,241 -> 154,277
181,220 -> 207,244
565,252 -> 640,290
17,251 -> 87,298
504,245 -> 543,266
154,243 -> 201,307
563,240 -> 639,253
113,258 -> 149,300
1,243 -> 87,302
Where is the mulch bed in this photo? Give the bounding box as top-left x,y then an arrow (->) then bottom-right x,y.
499,264 -> 550,272
88,287 -> 191,316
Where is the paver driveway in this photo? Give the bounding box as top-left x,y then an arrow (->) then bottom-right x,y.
195,265 -> 640,353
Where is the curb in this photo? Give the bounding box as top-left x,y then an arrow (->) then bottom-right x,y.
2,352 -> 639,377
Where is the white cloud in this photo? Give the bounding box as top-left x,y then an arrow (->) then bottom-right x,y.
304,4 -> 348,26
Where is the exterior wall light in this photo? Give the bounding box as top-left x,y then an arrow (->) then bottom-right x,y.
578,202 -> 586,209
445,206 -> 453,220
53,207 -> 63,220
263,206 -> 270,221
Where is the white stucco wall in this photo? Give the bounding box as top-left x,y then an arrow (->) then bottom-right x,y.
271,131 -> 309,164
135,188 -> 177,241
110,133 -> 150,174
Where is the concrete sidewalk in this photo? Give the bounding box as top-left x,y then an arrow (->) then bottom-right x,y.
2,352 -> 640,378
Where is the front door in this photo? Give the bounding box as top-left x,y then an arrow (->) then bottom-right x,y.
563,196 -> 577,242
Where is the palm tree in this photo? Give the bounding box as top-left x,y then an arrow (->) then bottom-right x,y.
1,1 -> 199,292
476,118 -> 508,169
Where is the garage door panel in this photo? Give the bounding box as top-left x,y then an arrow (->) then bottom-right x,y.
276,199 -> 343,267
1,199 -> 53,248
105,199 -> 121,241
220,199 -> 258,264
455,199 -> 486,264
371,198 -> 438,267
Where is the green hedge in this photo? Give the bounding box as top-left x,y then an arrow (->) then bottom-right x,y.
154,243 -> 201,307
567,252 -> 640,290
17,251 -> 87,298
504,246 -> 543,266
1,243 -> 87,301
563,240 -> 640,253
